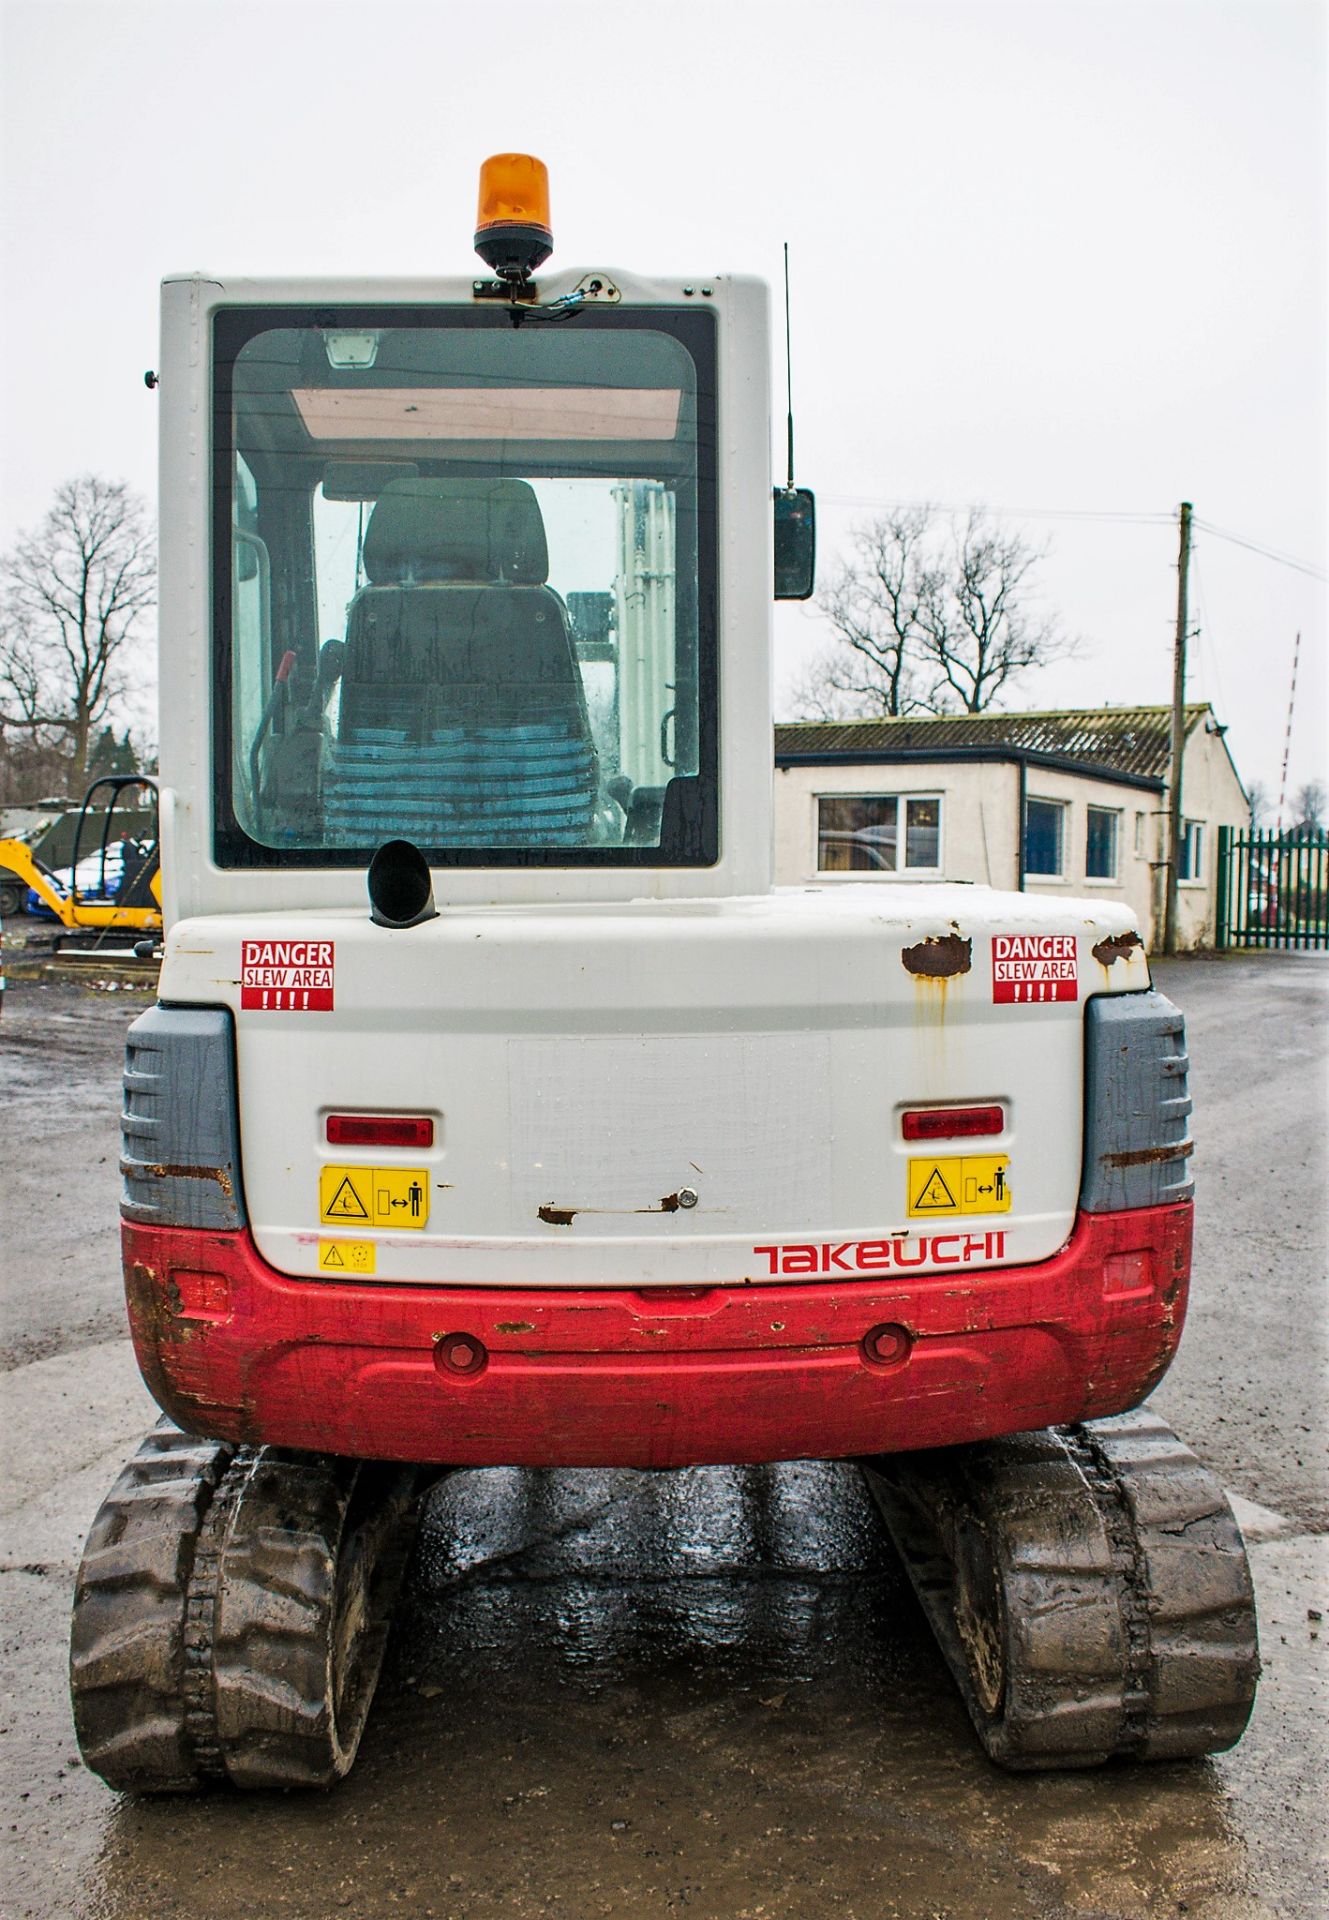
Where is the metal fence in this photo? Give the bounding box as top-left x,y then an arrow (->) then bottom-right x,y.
1216,827 -> 1329,949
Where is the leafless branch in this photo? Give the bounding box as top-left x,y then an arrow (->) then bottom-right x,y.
795,506 -> 1077,720
802,508 -> 937,718
0,476 -> 155,792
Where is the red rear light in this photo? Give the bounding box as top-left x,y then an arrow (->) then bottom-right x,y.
902,1105 -> 1004,1142
326,1114 -> 435,1149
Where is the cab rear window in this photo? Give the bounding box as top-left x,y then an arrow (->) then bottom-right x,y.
212,307 -> 717,869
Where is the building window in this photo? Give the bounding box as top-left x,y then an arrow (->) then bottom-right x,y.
1179,819 -> 1204,882
1086,806 -> 1120,881
1023,797 -> 1066,877
904,795 -> 941,867
817,795 -> 942,873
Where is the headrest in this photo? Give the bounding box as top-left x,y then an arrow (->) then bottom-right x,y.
362,477 -> 548,586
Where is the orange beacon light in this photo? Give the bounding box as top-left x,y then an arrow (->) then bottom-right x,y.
474,153 -> 553,282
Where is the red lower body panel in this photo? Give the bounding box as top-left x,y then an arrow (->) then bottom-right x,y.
121,1206 -> 1190,1469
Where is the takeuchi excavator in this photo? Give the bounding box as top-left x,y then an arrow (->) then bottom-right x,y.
70,156 -> 1258,1791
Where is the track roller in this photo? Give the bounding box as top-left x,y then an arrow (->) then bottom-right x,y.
71,1420 -> 424,1792
861,1408 -> 1259,1769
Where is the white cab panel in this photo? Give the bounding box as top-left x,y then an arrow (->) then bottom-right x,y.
159,884 -> 1150,1287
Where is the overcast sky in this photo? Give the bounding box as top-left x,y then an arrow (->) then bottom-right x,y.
2,0 -> 1324,801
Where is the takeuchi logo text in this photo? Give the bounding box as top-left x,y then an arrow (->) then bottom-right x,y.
753,1233 -> 1007,1275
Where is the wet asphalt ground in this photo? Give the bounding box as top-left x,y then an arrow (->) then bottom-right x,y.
1,946 -> 1325,1919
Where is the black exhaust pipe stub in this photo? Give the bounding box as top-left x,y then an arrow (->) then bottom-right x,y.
368,839 -> 437,929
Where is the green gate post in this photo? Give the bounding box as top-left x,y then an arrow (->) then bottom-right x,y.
1216,826 -> 1231,949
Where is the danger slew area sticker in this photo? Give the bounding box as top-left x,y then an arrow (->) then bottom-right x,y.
992,934 -> 1078,1004
241,940 -> 334,1012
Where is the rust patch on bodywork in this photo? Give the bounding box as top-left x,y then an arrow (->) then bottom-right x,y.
495,1321 -> 536,1334
124,1262 -> 213,1420
1091,930 -> 1144,967
538,1192 -> 686,1228
901,934 -> 971,978
124,1159 -> 234,1200
1101,1140 -> 1194,1169
126,1263 -> 208,1343
125,1261 -> 170,1348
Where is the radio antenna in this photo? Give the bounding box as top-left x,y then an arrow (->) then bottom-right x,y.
1276,629 -> 1301,830
783,241 -> 796,490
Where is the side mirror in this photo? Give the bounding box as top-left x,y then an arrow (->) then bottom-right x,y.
774,488 -> 816,600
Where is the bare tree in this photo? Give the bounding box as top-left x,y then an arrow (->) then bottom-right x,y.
0,476 -> 155,796
796,507 -> 936,719
787,507 -> 1073,722
783,649 -> 889,724
1245,779 -> 1271,829
1290,779 -> 1326,837
917,512 -> 1071,712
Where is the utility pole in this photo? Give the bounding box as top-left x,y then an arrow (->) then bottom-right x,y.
1163,501 -> 1192,955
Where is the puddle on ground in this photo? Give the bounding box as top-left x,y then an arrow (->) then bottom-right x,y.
59,1462 -> 1311,1920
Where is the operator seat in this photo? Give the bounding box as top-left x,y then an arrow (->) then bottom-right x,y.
323,477 -> 598,847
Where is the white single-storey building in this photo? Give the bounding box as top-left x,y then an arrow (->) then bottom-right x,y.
773,704 -> 1248,952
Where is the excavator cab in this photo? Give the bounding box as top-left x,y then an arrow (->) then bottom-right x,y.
69,158 -> 1258,1795
67,775 -> 161,918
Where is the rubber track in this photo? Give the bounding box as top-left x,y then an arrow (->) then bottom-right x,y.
181,1449 -> 257,1783
1066,1413 -> 1259,1760
208,1452 -> 421,1788
70,1421 -> 237,1792
72,1424 -> 422,1791
861,1408 -> 1259,1769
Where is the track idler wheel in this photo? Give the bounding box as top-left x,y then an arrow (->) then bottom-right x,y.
71,1421 -> 424,1792
861,1408 -> 1260,1769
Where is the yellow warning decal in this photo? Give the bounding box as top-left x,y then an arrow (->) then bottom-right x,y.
319,1164 -> 430,1231
318,1238 -> 376,1274
907,1154 -> 1011,1217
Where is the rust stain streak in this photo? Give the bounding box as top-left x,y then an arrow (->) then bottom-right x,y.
901,933 -> 972,978
123,1159 -> 234,1198
537,1205 -> 578,1226
538,1192 -> 687,1227
1091,930 -> 1144,967
1101,1140 -> 1195,1169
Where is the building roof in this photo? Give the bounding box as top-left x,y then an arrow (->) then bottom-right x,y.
774,704 -> 1220,785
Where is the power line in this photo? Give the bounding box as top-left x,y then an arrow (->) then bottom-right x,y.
817,496 -> 1328,581
1189,552 -> 1231,722
818,495 -> 1173,526
1183,518 -> 1324,582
